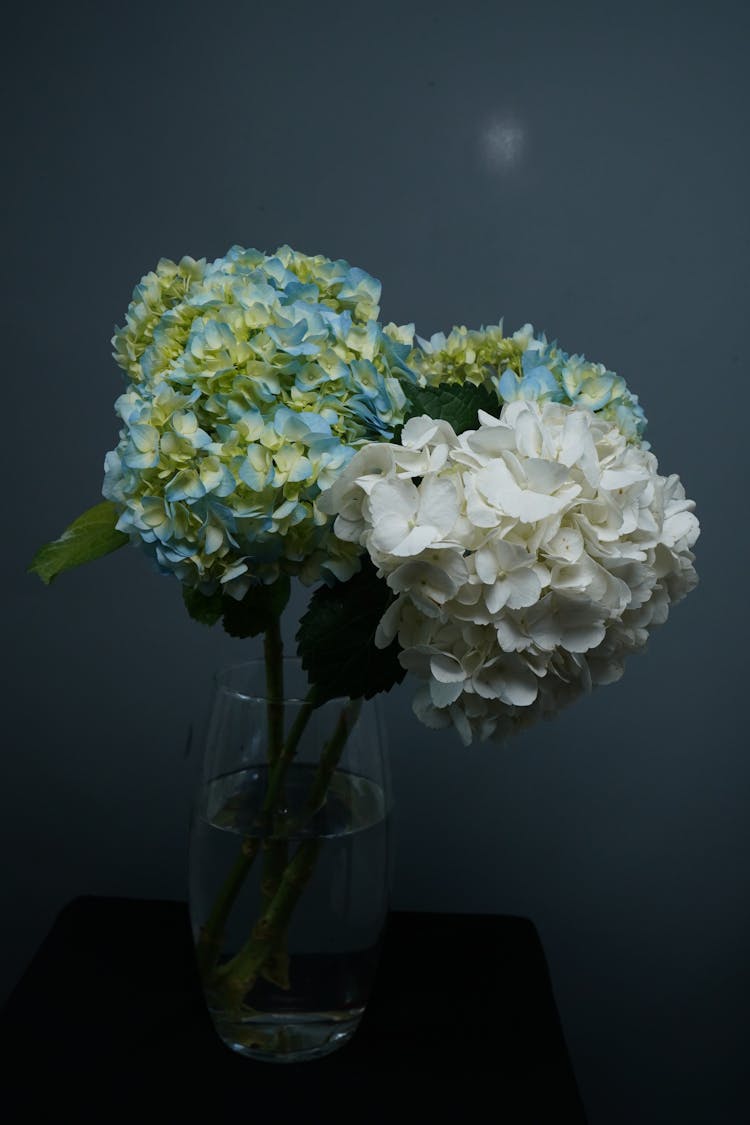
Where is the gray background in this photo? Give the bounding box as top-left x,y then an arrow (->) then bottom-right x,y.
3,1 -> 748,1121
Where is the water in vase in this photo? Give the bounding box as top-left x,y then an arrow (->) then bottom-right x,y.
189,763 -> 390,1062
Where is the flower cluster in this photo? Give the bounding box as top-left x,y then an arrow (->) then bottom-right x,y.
51,238 -> 700,746
319,399 -> 698,743
412,322 -> 648,443
103,245 -> 416,596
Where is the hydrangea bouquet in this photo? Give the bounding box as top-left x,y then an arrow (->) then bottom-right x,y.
30,243 -> 699,1037
31,242 -> 699,740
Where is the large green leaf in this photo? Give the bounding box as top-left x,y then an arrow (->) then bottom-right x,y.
28,501 -> 129,585
296,561 -> 405,704
182,585 -> 224,626
400,380 -> 499,435
222,573 -> 291,638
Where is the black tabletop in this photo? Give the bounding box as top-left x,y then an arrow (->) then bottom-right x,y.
1,897 -> 587,1122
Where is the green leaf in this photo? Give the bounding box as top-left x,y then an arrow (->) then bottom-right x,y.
400,380 -> 499,435
28,501 -> 129,585
182,586 -> 224,626
296,560 -> 406,704
222,573 -> 291,639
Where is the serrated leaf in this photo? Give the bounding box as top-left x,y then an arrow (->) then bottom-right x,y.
222,573 -> 291,639
401,380 -> 499,435
183,586 -> 224,626
296,561 -> 406,704
28,501 -> 129,585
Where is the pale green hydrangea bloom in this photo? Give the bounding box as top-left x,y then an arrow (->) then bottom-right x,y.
103,245 -> 416,597
411,321 -> 648,443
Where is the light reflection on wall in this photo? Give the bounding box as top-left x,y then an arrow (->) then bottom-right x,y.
480,116 -> 525,171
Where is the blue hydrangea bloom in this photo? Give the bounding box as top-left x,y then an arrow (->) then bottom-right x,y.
411,321 -> 648,443
103,245 -> 417,596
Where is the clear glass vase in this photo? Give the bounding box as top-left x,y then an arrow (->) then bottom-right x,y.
188,658 -> 392,1063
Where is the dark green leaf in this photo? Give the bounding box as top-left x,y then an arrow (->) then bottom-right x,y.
182,585 -> 224,626
222,573 -> 291,638
28,501 -> 129,585
400,380 -> 499,435
296,560 -> 406,704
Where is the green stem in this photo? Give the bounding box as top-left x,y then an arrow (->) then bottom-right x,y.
258,841 -> 290,986
195,836 -> 261,978
193,688 -> 316,981
261,686 -> 318,829
258,625 -> 292,985
210,696 -> 363,1004
264,617 -> 284,765
214,836 -> 323,1009
259,693 -> 358,988
195,616 -> 296,982
305,698 -> 362,819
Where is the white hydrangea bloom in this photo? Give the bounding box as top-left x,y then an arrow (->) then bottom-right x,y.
319,400 -> 699,743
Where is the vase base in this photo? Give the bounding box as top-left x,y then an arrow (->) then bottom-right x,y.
215,1009 -> 364,1063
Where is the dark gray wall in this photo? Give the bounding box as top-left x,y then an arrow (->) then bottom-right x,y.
4,2 -> 748,1121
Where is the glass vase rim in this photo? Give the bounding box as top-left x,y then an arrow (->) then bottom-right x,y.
212,657 -> 359,707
